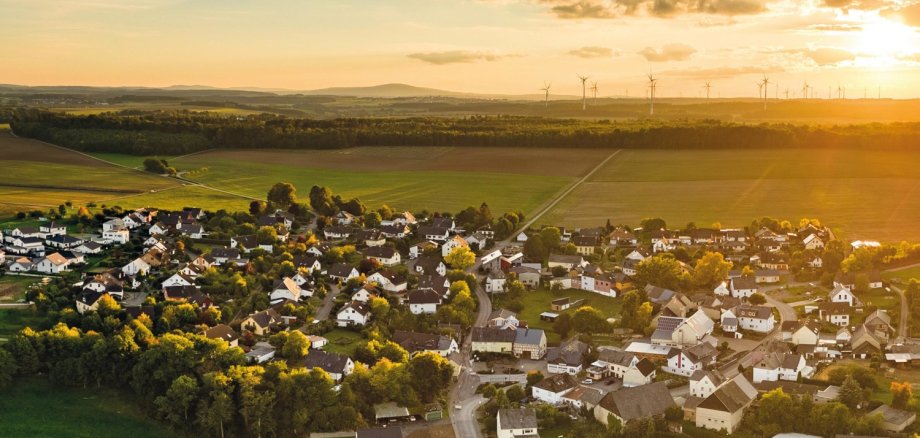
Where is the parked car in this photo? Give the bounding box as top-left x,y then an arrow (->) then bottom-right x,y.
581,378 -> 593,385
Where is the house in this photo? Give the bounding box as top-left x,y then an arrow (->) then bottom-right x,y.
381,211 -> 417,227
414,256 -> 447,276
40,221 -> 67,237
850,323 -> 884,358
736,305 -> 775,333
471,327 -> 516,355
829,284 -> 858,306
367,270 -> 407,292
418,225 -> 449,242
622,358 -> 657,387
336,301 -> 371,327
308,335 -> 328,350
789,320 -> 821,346
694,374 -> 758,434
572,236 -> 597,256
35,252 -> 71,274
363,246 -> 401,266
73,241 -> 103,254
162,273 -> 195,290
334,211 -> 355,225
511,266 -> 541,289
464,232 -> 488,250
291,254 -> 322,274
834,270 -> 884,291
45,234 -> 84,249
514,328 -> 547,359
532,374 -> 577,405
593,382 -> 674,426
729,276 -> 759,298
863,310 -> 895,340
670,310 -> 715,347
241,308 -> 283,335
360,229 -> 386,247
245,342 -> 276,364
515,232 -> 528,243
392,330 -> 459,357
587,349 -> 639,380
328,263 -> 360,282
488,309 -> 521,330
350,285 -> 379,303
645,285 -> 677,305
441,235 -> 469,258
409,241 -> 438,259
302,350 -> 355,382
609,228 -> 638,246
408,289 -> 441,314
323,225 -> 354,240
721,310 -> 738,333
755,269 -> 782,284
547,338 -> 590,375
486,270 -> 507,293
357,427 -> 403,438
561,386 -> 606,411
497,408 -> 539,438
270,277 -> 306,304
690,370 -> 725,399
817,302 -> 851,327
204,324 -> 240,347
754,353 -> 810,383
803,234 -> 825,250
75,290 -> 107,314
665,342 -> 718,377
547,254 -> 585,270
869,405 -> 916,433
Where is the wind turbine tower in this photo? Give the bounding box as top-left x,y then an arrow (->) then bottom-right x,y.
760,75 -> 770,110
577,74 -> 589,111
647,73 -> 658,115
540,82 -> 551,108
703,81 -> 712,101
590,81 -> 598,105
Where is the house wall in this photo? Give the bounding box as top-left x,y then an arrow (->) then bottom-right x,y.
696,407 -> 744,434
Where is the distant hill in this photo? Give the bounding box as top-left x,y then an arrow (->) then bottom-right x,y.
299,83 -> 469,98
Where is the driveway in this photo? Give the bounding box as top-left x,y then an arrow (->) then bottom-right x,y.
314,284 -> 341,321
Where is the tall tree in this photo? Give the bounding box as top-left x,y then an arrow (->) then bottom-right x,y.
267,182 -> 297,209
692,252 -> 733,288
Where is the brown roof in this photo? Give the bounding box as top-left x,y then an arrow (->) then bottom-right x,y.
596,381 -> 674,422
533,373 -> 577,393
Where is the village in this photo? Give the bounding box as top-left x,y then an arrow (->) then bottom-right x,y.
2,194 -> 919,438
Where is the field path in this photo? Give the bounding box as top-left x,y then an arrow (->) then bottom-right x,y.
511,148 -> 623,236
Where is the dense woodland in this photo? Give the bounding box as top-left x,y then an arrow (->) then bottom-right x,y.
9,109 -> 920,155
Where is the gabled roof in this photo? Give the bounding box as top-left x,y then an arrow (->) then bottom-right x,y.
472,327 -> 516,343
737,305 -> 772,320
204,324 -> 239,343
547,338 -> 589,366
498,407 -> 538,431
303,350 -> 351,373
408,289 -> 441,305
533,373 -> 577,393
596,381 -> 673,422
697,375 -> 757,413
515,328 -> 545,345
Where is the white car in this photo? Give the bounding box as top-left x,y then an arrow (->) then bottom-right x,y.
581,379 -> 593,385
454,404 -> 462,410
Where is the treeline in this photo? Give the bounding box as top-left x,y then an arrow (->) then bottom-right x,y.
9,108 -> 920,156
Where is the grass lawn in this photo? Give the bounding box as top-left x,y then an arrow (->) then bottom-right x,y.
322,329 -> 365,355
0,378 -> 176,438
815,360 -> 898,404
0,308 -> 47,340
107,184 -> 252,212
884,266 -> 920,284
540,148 -> 920,242
0,276 -> 41,301
497,288 -> 622,345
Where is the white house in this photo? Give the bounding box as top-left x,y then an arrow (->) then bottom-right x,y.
366,270 -> 407,292
803,234 -> 824,250
408,289 -> 441,314
531,374 -> 577,405
336,301 -> 371,327
441,235 -> 470,258
695,375 -> 758,434
363,246 -> 401,266
665,342 -> 717,377
35,252 -> 71,274
486,270 -> 507,293
829,284 -> 857,306
689,370 -> 724,399
730,276 -> 758,298
103,228 -> 130,244
622,358 -> 657,388
497,408 -> 539,438
754,353 -> 810,383
736,305 -> 775,333
270,277 -> 306,304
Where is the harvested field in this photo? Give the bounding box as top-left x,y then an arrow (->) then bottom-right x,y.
541,148 -> 920,242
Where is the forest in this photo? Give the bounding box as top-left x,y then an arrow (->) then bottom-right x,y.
8,108 -> 920,156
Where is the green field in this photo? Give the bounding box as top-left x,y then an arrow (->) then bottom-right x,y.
883,266 -> 920,284
0,378 -> 176,438
0,308 -> 46,340
496,288 -> 623,345
0,276 -> 41,302
540,148 -> 920,242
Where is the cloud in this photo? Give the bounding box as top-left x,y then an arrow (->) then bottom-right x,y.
882,2 -> 920,26
638,43 -> 697,61
548,0 -> 617,18
661,65 -> 783,78
792,47 -> 857,66
407,50 -> 516,65
808,23 -> 863,32
900,53 -> 920,62
567,46 -> 616,58
540,0 -> 769,18
821,0 -> 892,10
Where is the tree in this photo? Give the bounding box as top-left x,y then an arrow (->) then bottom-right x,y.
640,218 -> 666,232
281,330 -> 311,361
572,307 -> 609,334
854,273 -> 870,293
0,349 -> 17,389
267,182 -> 297,209
692,252 -> 733,288
539,227 -> 562,251
891,380 -> 912,409
553,313 -> 572,338
526,370 -> 544,387
506,384 -> 525,402
838,375 -> 863,409
635,253 -> 686,290
523,234 -> 547,262
369,297 -> 390,320
749,293 -> 767,305
249,200 -> 267,216
444,246 -> 475,270
408,352 -> 453,402
143,158 -> 169,174
155,375 -> 200,427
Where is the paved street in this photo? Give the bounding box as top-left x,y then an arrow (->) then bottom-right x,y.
315,284 -> 341,321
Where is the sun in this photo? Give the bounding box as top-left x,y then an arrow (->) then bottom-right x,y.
853,19 -> 917,58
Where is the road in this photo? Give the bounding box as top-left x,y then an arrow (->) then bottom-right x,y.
314,284 -> 341,321
882,262 -> 920,342
447,149 -> 624,438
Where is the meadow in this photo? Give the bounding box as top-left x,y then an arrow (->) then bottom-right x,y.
540,148 -> 920,242
169,147 -> 599,216
883,266 -> 920,284
493,288 -> 622,345
0,378 -> 176,438
0,133 -> 183,213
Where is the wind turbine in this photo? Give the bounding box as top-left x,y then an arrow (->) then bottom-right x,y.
802,81 -> 809,100
540,82 -> 551,108
760,75 -> 770,110
756,81 -> 764,100
836,84 -> 842,99
590,81 -> 598,105
577,74 -> 589,111
647,72 -> 658,115
703,81 -> 712,101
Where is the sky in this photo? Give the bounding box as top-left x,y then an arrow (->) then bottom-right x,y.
2,0 -> 920,98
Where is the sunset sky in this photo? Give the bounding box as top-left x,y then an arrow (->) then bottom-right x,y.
2,0 -> 920,97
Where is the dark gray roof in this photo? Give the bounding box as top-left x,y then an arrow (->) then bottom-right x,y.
534,373 -> 577,393
597,381 -> 674,421
547,338 -> 589,366
472,327 -> 516,343
303,350 -> 351,374
514,328 -> 545,346
498,407 -> 538,430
